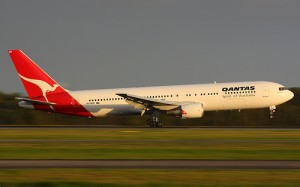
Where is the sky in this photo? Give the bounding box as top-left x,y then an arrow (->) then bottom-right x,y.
1,0 -> 300,94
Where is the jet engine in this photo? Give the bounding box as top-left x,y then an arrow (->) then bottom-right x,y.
166,103 -> 204,118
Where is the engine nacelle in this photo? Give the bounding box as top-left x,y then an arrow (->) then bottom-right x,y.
167,103 -> 204,118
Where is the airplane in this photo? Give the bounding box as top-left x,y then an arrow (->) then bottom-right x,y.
8,49 -> 294,127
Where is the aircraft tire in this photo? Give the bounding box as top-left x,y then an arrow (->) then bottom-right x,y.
149,121 -> 156,128
156,121 -> 163,128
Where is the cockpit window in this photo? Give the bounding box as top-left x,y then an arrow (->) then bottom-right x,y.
279,87 -> 286,91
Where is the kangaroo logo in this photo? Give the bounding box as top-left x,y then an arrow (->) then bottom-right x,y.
19,74 -> 59,110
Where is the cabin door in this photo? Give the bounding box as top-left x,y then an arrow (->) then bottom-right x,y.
263,87 -> 269,97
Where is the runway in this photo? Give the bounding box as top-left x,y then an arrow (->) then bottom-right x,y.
0,125 -> 299,129
1,139 -> 300,143
0,160 -> 300,169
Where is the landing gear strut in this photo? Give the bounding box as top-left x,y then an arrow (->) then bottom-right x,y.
147,111 -> 163,128
269,106 -> 276,119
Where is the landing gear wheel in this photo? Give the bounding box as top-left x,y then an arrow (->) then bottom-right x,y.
147,119 -> 156,128
149,121 -> 156,128
146,120 -> 154,127
156,121 -> 163,128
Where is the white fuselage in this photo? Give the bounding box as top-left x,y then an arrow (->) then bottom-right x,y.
69,81 -> 294,117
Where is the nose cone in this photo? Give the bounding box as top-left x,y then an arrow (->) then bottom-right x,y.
286,90 -> 294,101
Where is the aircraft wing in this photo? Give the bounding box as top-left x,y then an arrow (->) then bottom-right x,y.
116,93 -> 190,111
15,97 -> 56,106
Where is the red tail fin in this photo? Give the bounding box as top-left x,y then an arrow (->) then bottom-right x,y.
8,50 -> 65,100
8,50 -> 92,117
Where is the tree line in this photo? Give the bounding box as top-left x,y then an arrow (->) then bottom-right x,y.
1,88 -> 300,127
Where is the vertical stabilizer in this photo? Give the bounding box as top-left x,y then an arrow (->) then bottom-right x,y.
8,50 -> 92,117
8,50 -> 65,100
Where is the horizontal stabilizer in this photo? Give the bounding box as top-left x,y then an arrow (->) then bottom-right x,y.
15,97 -> 56,106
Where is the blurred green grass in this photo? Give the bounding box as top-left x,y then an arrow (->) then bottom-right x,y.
1,128 -> 300,186
0,169 -> 300,187
0,128 -> 299,160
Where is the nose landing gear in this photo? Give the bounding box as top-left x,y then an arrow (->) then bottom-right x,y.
269,106 -> 276,119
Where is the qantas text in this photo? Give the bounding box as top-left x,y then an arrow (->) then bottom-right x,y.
222,86 -> 255,92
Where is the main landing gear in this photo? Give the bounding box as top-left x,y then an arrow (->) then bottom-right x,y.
146,111 -> 163,128
269,106 -> 276,119
147,117 -> 163,128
